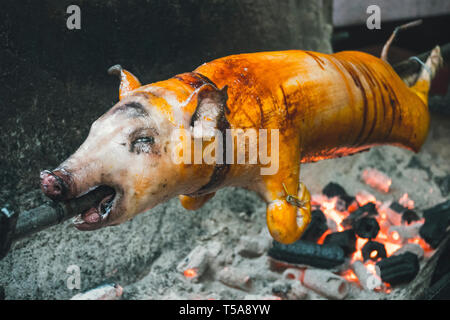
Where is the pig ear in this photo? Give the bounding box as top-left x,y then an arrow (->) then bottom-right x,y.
108,65 -> 142,100
190,85 -> 230,139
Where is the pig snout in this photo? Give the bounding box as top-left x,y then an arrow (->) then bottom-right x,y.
40,169 -> 72,201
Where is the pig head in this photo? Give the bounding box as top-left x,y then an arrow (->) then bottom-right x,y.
40,66 -> 227,230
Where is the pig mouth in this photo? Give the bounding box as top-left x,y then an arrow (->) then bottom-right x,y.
72,185 -> 119,230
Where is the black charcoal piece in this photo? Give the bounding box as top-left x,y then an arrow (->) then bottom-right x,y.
300,209 -> 328,242
390,201 -> 407,214
361,241 -> 386,261
355,217 -> 380,239
402,210 -> 420,225
342,202 -> 377,228
322,182 -> 348,198
376,252 -> 420,285
419,200 -> 450,249
323,230 -> 356,257
336,195 -> 356,212
268,240 -> 345,269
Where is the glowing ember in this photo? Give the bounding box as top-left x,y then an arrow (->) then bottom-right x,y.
392,231 -> 400,241
341,269 -> 359,283
362,168 -> 392,193
183,268 -> 198,278
355,190 -> 377,206
399,193 -> 414,209
313,183 -> 434,293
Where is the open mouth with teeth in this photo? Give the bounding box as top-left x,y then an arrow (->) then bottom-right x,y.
72,185 -> 118,230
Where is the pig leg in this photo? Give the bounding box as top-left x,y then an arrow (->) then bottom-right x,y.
261,141 -> 311,244
179,193 -> 216,210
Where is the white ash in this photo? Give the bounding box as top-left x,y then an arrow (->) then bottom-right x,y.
393,243 -> 425,260
388,223 -> 422,242
236,235 -> 271,258
351,261 -> 377,291
217,266 -> 252,292
302,268 -> 350,300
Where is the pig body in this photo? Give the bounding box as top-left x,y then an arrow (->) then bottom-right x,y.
41,48 -> 442,244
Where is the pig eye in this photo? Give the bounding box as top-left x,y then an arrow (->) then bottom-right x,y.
134,137 -> 154,144
131,136 -> 155,154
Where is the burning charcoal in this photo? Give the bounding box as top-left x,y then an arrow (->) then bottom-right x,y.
282,268 -> 303,281
217,267 -> 252,292
322,182 -> 348,198
376,252 -> 420,286
177,246 -> 210,282
390,201 -> 407,213
361,168 -> 392,193
393,243 -> 424,260
323,230 -> 356,257
236,235 -> 271,258
402,210 -> 420,225
268,240 -> 345,269
419,200 -> 450,249
362,241 -> 387,261
336,195 -> 356,212
384,201 -> 407,225
302,269 -> 349,300
300,209 -> 328,242
322,182 -> 355,212
71,283 -> 123,300
342,202 -> 377,228
355,190 -> 376,206
389,223 -> 422,243
355,217 -> 380,239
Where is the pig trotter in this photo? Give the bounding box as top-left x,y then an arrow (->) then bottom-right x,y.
267,182 -> 311,244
